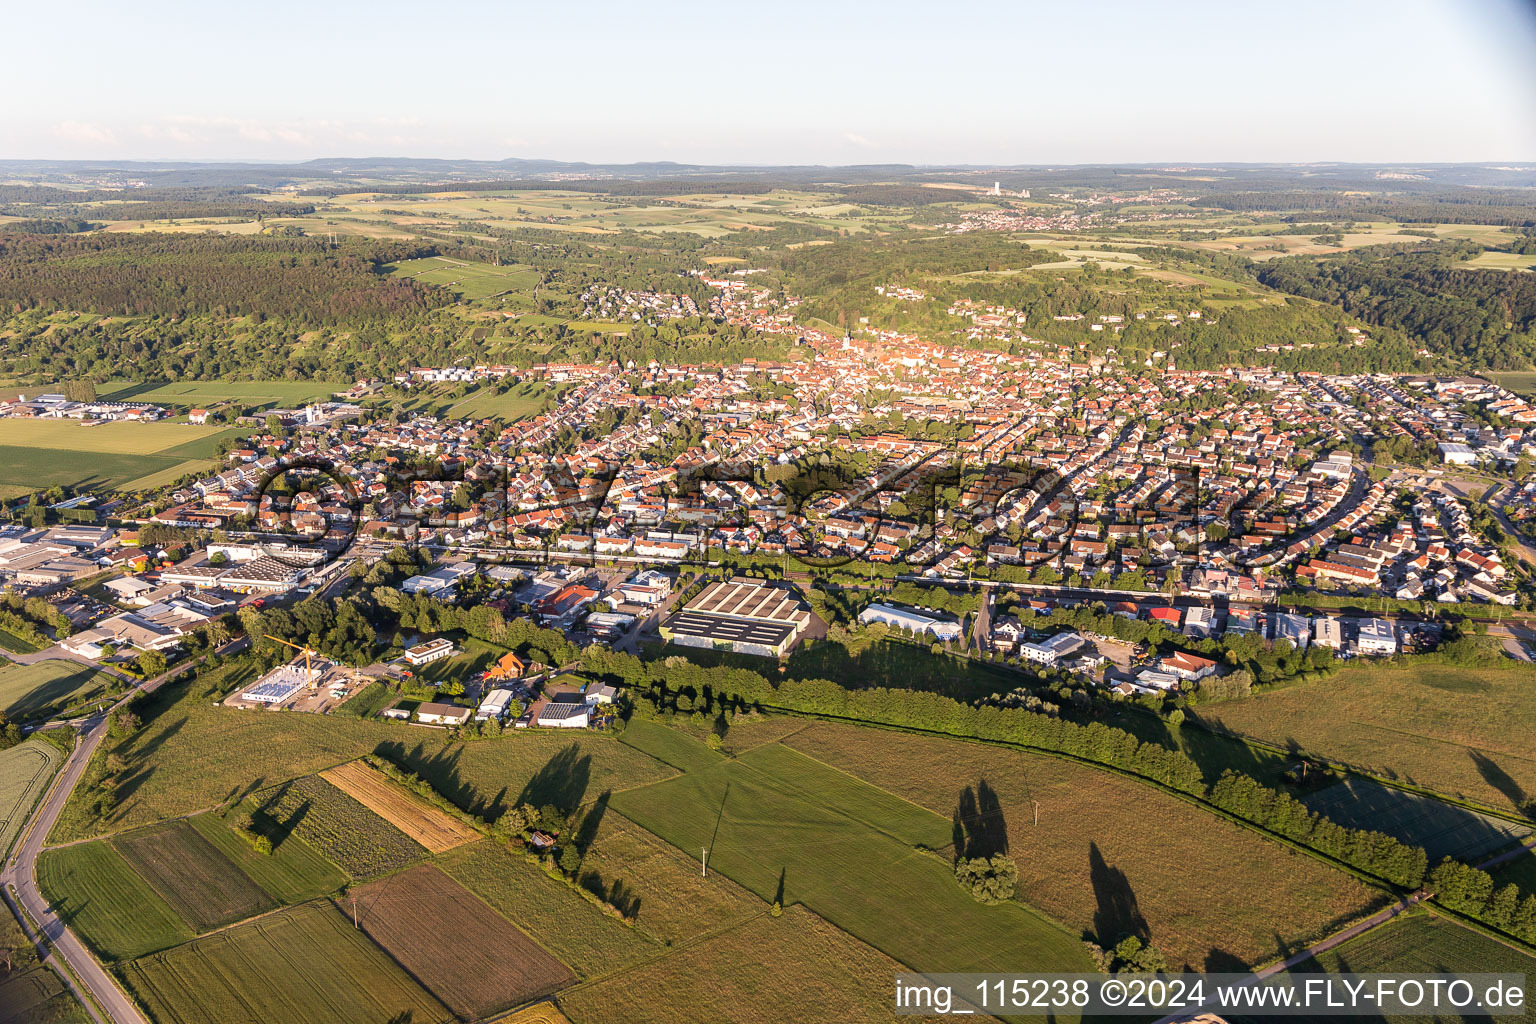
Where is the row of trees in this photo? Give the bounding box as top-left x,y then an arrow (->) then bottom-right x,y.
1429,857 -> 1536,943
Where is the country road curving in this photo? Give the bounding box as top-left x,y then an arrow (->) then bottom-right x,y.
2,639 -> 245,1024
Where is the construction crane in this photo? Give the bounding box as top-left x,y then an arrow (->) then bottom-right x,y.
263,634 -> 322,688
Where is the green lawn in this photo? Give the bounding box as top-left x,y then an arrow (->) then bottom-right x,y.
36,841 -> 194,961
0,661 -> 114,725
610,723 -> 1091,976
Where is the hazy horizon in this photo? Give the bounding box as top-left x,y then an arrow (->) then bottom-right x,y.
5,0 -> 1535,166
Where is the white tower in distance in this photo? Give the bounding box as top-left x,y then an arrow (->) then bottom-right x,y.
992,181 -> 1001,196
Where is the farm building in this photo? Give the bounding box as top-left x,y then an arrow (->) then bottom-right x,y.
417,702 -> 472,726
537,701 -> 590,728
857,603 -> 963,643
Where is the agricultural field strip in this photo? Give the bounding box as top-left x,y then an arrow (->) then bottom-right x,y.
0,741 -> 64,859
110,819 -> 276,932
253,773 -> 427,881
350,864 -> 574,1018
35,840 -> 195,961
116,901 -> 454,1024
319,760 -> 480,853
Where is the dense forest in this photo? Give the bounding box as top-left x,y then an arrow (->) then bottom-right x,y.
0,233 -> 446,322
1257,244 -> 1536,369
1196,190 -> 1536,227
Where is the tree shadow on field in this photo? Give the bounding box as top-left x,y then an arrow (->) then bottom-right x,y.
572,790 -> 611,863
952,779 -> 1009,861
517,744 -> 592,815
1470,749 -> 1528,812
1088,842 -> 1148,944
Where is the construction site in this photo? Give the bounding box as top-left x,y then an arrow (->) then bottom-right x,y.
221,636 -> 375,713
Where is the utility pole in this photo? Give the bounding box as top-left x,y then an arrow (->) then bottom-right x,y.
350,893 -> 358,928
1033,801 -> 1040,827
701,847 -> 709,877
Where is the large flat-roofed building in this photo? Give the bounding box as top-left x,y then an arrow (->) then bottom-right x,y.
857,602 -> 963,643
661,577 -> 812,658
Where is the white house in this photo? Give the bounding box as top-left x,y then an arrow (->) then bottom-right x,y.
1020,631 -> 1085,668
477,688 -> 516,720
537,702 -> 590,728
1356,618 -> 1398,656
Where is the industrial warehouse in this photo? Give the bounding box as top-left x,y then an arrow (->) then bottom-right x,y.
660,576 -> 814,657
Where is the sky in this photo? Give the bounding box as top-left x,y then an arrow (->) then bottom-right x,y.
5,0 -> 1536,166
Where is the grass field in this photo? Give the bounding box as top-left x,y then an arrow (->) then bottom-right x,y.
387,256 -> 540,299
320,760 -> 481,853
441,841 -> 658,978
558,906 -> 968,1024
610,724 -> 1092,977
111,819 -> 276,932
447,382 -> 556,421
783,721 -> 1386,971
503,1004 -> 573,1024
0,662 -> 114,725
1301,775 -> 1531,862
352,864 -> 574,1018
49,662 -> 677,843
36,841 -> 193,961
574,809 -> 762,945
49,664 -> 411,842
668,638 -> 1020,703
334,681 -> 393,718
98,379 -> 344,408
377,729 -> 679,826
1197,661 -> 1536,812
0,418 -> 245,491
252,774 -> 426,881
116,902 -> 453,1024
1277,912 -> 1536,1023
185,811 -> 347,904
0,739 -> 64,859
0,967 -> 90,1024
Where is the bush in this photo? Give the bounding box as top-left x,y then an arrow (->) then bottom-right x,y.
955,854 -> 1017,904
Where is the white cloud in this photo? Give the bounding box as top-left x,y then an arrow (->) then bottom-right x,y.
845,133 -> 875,148
51,120 -> 116,145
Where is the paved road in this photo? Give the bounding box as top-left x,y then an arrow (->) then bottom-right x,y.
2,644 -> 239,1024
2,711 -> 139,1024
